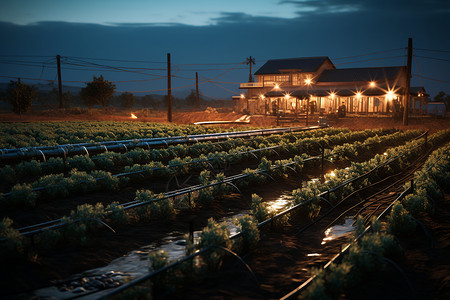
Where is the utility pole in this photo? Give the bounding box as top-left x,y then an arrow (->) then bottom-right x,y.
167,53 -> 172,122
403,38 -> 412,126
56,55 -> 63,109
195,72 -> 200,109
246,56 -> 255,83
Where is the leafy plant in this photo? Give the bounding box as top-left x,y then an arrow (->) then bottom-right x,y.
388,202 -> 416,236
0,217 -> 23,260
198,218 -> 231,269
251,193 -> 269,222
234,215 -> 260,252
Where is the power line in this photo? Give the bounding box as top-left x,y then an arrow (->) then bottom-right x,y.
414,48 -> 450,54
333,55 -> 406,66
414,55 -> 450,63
117,61 -> 245,93
333,48 -> 404,60
413,73 -> 450,84
64,55 -> 166,64
62,57 -> 167,78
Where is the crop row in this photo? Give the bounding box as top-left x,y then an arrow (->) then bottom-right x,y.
99,130 -> 450,298
0,129 -> 409,208
301,141 -> 450,299
0,121 -> 239,149
3,128 -> 442,257
0,127 -> 349,184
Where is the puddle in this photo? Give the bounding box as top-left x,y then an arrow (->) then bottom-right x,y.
28,212 -> 249,299
321,217 -> 355,245
266,194 -> 293,213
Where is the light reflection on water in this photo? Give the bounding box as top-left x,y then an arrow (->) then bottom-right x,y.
266,194 -> 293,213
321,217 -> 355,245
86,212 -> 249,278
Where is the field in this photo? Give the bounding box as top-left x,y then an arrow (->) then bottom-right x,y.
0,111 -> 449,299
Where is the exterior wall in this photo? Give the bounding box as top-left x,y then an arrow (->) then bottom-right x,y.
239,63 -> 408,116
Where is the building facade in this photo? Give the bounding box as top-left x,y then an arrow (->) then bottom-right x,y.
236,56 -> 428,116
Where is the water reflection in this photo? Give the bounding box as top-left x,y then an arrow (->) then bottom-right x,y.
321,217 -> 354,245
266,194 -> 293,213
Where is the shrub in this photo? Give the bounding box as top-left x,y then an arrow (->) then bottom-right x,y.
251,193 -> 269,222
15,160 -> 42,178
67,155 -> 95,171
68,169 -> 97,193
149,250 -> 170,271
402,188 -> 432,217
0,165 -> 16,184
234,215 -> 260,252
9,183 -> 38,207
198,218 -> 230,269
64,203 -> 107,243
91,170 -> 120,191
32,173 -> 69,199
106,202 -> 129,224
0,217 -> 23,260
388,202 -> 416,236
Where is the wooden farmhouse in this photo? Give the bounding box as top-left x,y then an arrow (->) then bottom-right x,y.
235,56 -> 428,116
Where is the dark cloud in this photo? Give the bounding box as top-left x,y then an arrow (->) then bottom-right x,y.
279,0 -> 450,17
1,3 -> 449,98
211,12 -> 292,25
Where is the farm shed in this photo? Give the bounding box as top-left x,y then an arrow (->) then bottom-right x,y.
237,56 -> 429,116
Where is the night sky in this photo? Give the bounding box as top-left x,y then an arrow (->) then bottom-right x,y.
1,0 -> 449,99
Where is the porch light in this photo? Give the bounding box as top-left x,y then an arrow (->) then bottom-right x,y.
370,81 -> 376,87
387,90 -> 394,101
240,94 -> 245,99
274,84 -> 280,90
260,94 -> 265,100
304,78 -> 312,85
330,92 -> 335,99
356,92 -> 362,99
284,94 -> 290,99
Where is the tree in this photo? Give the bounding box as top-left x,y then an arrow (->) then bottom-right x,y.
80,75 -> 116,108
185,90 -> 198,107
141,94 -> 160,110
63,91 -> 72,108
119,92 -> 135,108
434,91 -> 450,111
7,79 -> 36,114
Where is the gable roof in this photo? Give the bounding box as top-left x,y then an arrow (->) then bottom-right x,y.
254,56 -> 333,75
316,66 -> 405,83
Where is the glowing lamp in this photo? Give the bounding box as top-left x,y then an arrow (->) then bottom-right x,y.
356,92 -> 362,99
387,90 -> 394,101
240,94 -> 245,99
330,92 -> 335,99
304,78 -> 312,85
274,84 -> 280,90
370,81 -> 376,87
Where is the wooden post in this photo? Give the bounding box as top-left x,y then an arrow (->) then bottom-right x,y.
305,97 -> 309,126
403,38 -> 412,126
56,55 -> 63,109
195,72 -> 200,109
167,53 -> 172,122
246,56 -> 255,82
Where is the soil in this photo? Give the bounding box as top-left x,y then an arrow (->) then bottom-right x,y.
1,109 -> 449,133
0,109 -> 449,299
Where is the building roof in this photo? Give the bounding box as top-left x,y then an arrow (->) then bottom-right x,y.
316,66 -> 405,83
410,86 -> 429,97
254,56 -> 333,75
